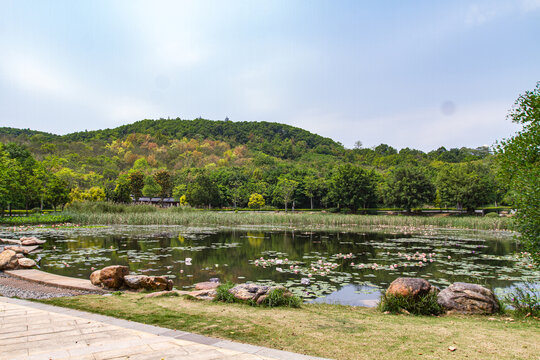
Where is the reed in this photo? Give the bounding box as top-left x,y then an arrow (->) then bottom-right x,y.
64,203 -> 513,231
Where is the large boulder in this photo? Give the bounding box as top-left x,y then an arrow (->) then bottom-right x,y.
229,283 -> 270,302
437,282 -> 499,314
90,270 -> 102,286
386,277 -> 432,298
17,257 -> 36,268
0,250 -> 18,270
99,265 -> 129,289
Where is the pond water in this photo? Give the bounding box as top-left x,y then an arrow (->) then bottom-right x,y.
1,225 -> 538,306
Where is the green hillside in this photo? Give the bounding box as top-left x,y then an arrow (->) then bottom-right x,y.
0,118 -> 502,212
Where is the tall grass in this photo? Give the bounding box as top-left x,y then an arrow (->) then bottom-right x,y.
63,202 -> 513,231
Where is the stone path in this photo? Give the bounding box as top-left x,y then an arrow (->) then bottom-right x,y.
0,297 -> 329,360
4,269 -> 106,293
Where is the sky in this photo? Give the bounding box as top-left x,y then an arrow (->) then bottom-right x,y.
1,0 -> 539,151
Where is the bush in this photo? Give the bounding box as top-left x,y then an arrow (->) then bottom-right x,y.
485,212 -> 499,218
214,282 -> 236,303
378,292 -> 443,316
261,287 -> 302,308
504,283 -> 540,317
248,193 -> 265,209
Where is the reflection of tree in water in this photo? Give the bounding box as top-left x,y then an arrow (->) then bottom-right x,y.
31,226 -> 537,298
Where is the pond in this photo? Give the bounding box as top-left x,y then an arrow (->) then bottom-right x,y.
1,225 -> 538,306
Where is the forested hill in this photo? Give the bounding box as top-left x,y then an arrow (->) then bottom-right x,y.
0,117 -> 500,211
1,118 -> 342,153
64,118 -> 341,150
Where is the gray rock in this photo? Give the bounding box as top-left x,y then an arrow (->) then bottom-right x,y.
437,282 -> 499,314
229,283 -> 271,302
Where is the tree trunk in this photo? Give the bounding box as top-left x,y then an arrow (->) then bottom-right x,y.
310,197 -> 313,210
285,202 -> 288,212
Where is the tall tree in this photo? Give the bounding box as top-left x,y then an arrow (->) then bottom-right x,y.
385,167 -> 435,212
153,170 -> 172,198
46,176 -> 71,211
497,82 -> 540,265
273,177 -> 298,211
436,163 -> 496,211
329,164 -> 377,212
128,171 -> 145,200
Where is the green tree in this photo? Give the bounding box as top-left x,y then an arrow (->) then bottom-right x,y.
497,82 -> 540,264
186,172 -> 220,208
385,167 -> 435,212
153,170 -> 172,198
113,176 -> 132,203
436,163 -> 496,211
329,164 -> 377,212
46,176 -> 71,211
273,177 -> 298,211
128,171 -> 145,200
142,175 -> 162,197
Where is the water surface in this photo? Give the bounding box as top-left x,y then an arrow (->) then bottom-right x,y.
2,225 -> 537,306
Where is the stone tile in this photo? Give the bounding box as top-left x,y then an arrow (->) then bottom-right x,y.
0,297 -> 329,360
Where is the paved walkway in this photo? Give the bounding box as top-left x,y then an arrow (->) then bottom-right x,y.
4,269 -> 106,293
0,297 -> 328,360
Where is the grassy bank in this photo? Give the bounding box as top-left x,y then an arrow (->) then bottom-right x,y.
0,214 -> 72,225
42,293 -> 539,360
64,207 -> 513,231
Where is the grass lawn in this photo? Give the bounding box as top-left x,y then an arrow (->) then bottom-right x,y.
42,293 -> 539,360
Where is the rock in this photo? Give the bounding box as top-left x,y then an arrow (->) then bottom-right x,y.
187,289 -> 217,300
386,277 -> 432,298
0,238 -> 21,245
17,257 -> 36,268
256,294 -> 268,305
90,270 -> 102,286
437,282 -> 499,314
229,283 -> 271,302
20,237 -> 46,246
16,253 -> 24,259
5,246 -> 28,254
140,276 -> 172,291
0,250 -> 18,270
99,265 -> 129,289
124,275 -> 146,289
195,281 -> 221,290
144,290 -> 174,298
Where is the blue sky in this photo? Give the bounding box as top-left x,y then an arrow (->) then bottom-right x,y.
1,0 -> 539,151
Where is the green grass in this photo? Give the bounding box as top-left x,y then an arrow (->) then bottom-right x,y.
62,205 -> 513,231
0,214 -> 72,225
40,293 -> 540,360
378,292 -> 443,315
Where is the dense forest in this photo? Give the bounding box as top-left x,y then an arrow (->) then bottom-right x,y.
0,118 -> 506,212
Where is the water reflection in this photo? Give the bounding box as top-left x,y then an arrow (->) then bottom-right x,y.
1,225 -> 537,306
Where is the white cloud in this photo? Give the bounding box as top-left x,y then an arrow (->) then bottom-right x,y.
0,52 -> 76,98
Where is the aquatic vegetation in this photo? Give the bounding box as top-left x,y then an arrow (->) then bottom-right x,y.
0,224 -> 537,305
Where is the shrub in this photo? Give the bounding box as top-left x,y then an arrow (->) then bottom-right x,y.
504,282 -> 540,317
485,212 -> 499,218
214,282 -> 236,303
378,292 -> 443,315
261,287 -> 302,308
248,193 -> 265,209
